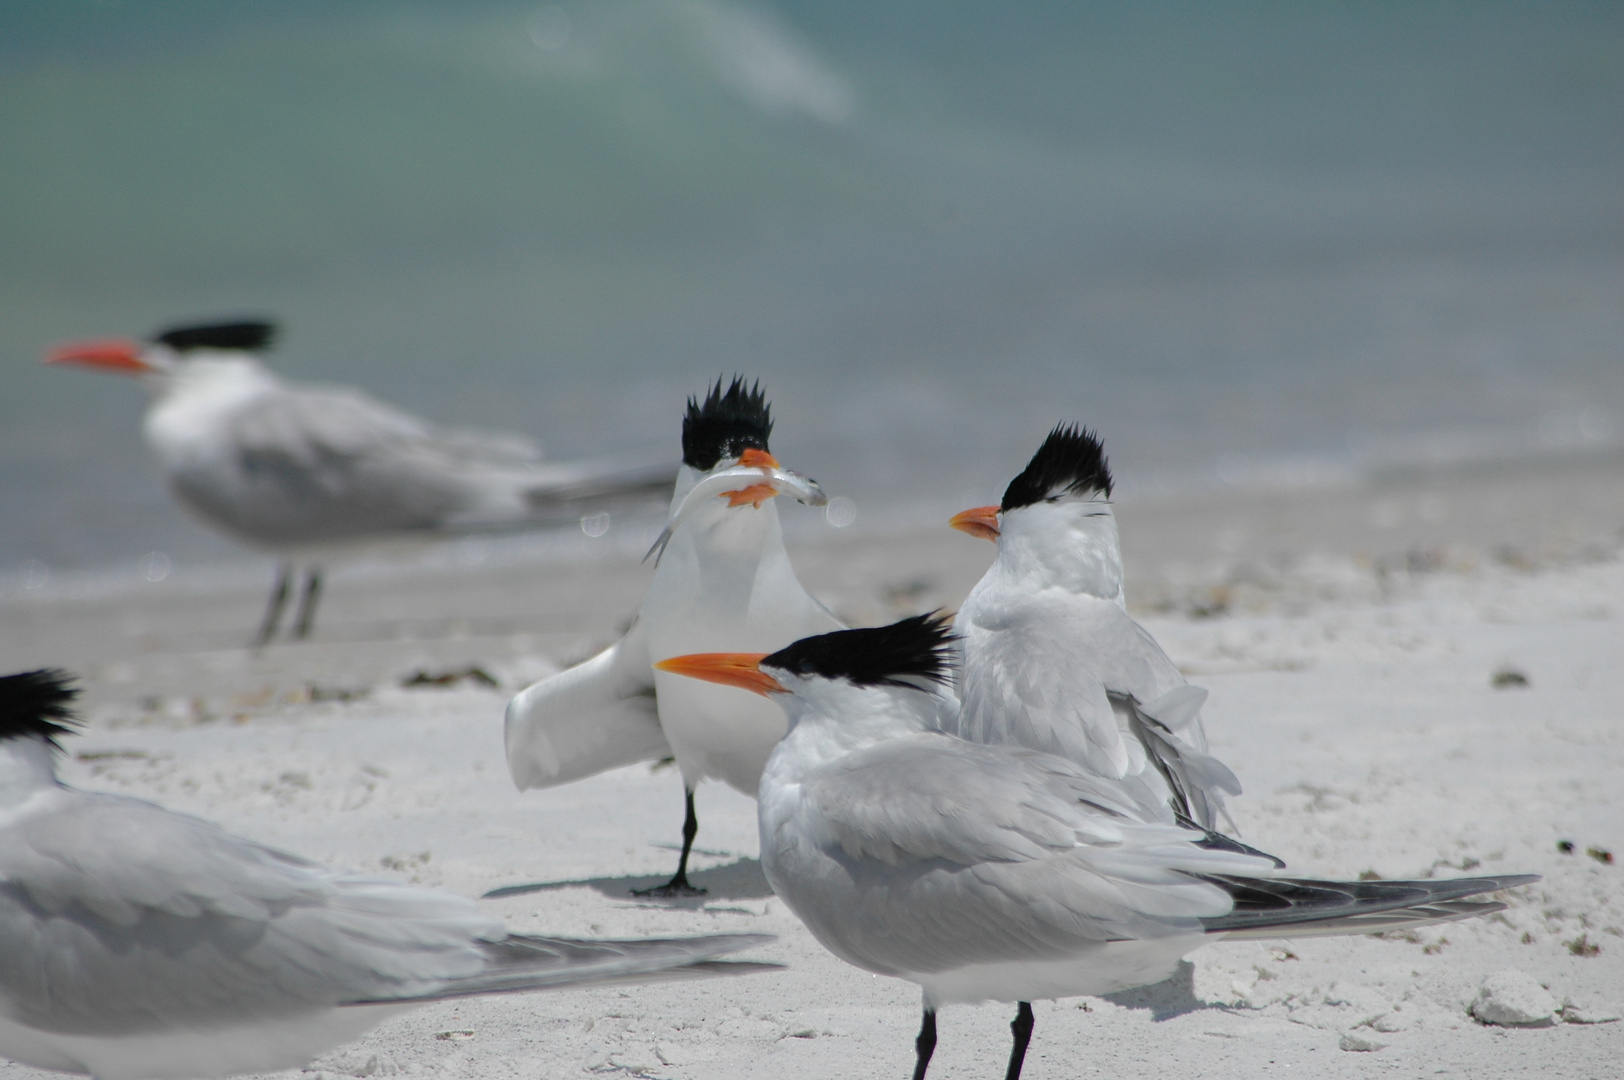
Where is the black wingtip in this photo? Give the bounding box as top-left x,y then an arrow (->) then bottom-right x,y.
681,376 -> 772,471
153,319 -> 278,354
1197,873 -> 1541,934
763,612 -> 957,690
1001,422 -> 1113,511
1176,813 -> 1287,869
0,669 -> 81,748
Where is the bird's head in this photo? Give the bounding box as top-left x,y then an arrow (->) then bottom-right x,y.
46,319 -> 277,391
950,423 -> 1122,599
655,613 -> 956,733
648,377 -> 827,562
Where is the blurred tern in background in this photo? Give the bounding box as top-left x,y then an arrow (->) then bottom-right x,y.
46,319 -> 676,644
506,378 -> 840,896
657,615 -> 1538,1080
950,424 -> 1241,832
0,670 -> 778,1080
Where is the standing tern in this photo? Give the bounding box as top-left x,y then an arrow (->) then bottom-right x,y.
0,670 -> 778,1080
950,424 -> 1241,832
46,319 -> 676,644
656,615 -> 1538,1080
505,377 -> 841,896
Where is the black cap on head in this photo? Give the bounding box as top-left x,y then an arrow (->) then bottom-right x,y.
0,669 -> 80,749
682,376 -> 772,471
153,319 -> 277,354
763,612 -> 956,690
1000,423 -> 1113,511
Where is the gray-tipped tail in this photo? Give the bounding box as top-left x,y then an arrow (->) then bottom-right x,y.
347,932 -> 777,1005
1199,874 -> 1538,938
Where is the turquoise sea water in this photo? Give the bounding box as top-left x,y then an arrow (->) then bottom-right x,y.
3,1 -> 1621,583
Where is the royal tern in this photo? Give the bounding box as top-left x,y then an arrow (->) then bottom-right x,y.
46,319 -> 676,644
505,378 -> 840,896
0,669 -> 777,1080
657,615 -> 1538,1080
950,424 -> 1241,832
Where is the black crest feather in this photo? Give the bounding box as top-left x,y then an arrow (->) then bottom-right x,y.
154,319 -> 277,354
0,669 -> 81,748
1001,423 -> 1113,511
763,612 -> 956,690
681,376 -> 772,471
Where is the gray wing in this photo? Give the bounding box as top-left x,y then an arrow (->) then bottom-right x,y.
956,592 -> 1239,827
166,385 -> 674,547
774,734 -> 1274,977
0,791 -> 503,1037
504,616 -> 673,790
370,933 -> 780,1002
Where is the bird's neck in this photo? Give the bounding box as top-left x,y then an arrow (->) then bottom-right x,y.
769,682 -> 946,776
989,502 -> 1125,604
149,356 -> 278,409
0,738 -> 61,809
143,357 -> 280,455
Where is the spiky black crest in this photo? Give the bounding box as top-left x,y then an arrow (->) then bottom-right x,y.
154,319 -> 277,354
0,669 -> 80,749
763,612 -> 956,690
1001,423 -> 1113,511
681,376 -> 773,471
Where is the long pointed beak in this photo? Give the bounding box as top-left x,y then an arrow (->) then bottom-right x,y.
654,653 -> 782,696
45,339 -> 152,375
949,505 -> 1001,541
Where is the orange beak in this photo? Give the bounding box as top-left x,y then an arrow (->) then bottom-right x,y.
737,448 -> 780,469
723,448 -> 784,508
949,505 -> 1001,541
654,652 -> 782,696
45,339 -> 152,375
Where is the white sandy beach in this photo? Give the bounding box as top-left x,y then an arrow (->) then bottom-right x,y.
1,456 -> 1621,1080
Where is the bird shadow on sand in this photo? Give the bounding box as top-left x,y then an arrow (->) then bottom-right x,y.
481,856 -> 773,911
1099,962 -> 1215,1021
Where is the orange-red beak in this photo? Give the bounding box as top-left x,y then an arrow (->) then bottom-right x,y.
737,448 -> 780,469
45,339 -> 152,375
654,652 -> 783,696
949,505 -> 1001,541
723,448 -> 784,508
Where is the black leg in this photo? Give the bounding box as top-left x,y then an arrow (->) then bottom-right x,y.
1004,1002 -> 1034,1080
911,1007 -> 937,1080
254,564 -> 292,646
292,567 -> 322,639
631,788 -> 707,897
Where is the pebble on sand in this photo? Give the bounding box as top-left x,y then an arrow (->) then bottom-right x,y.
1470,969 -> 1558,1027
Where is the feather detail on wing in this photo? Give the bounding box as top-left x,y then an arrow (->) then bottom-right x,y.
1118,687 -> 1242,832
955,592 -> 1237,828
0,792 -> 501,1037
772,734 -> 1278,975
504,617 -> 671,791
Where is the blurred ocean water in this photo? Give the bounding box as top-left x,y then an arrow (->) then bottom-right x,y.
2,1 -> 1621,588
